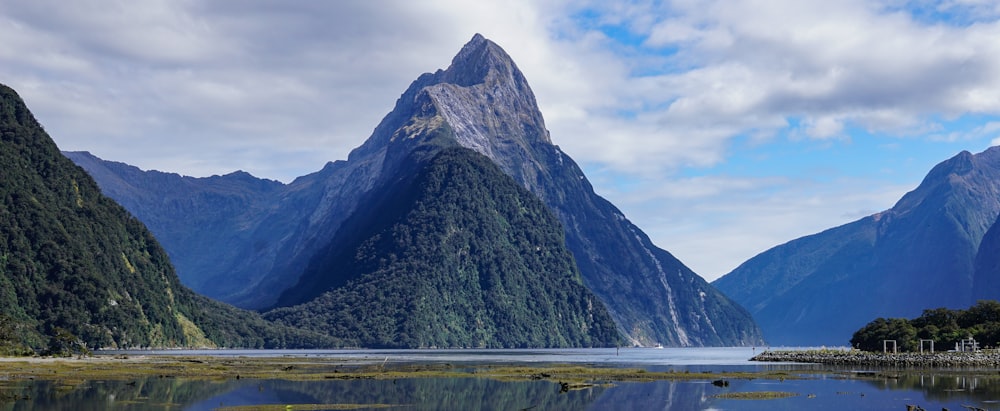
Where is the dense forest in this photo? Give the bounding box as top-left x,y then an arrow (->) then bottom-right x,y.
266,147 -> 622,348
0,83 -> 334,354
851,300 -> 1000,352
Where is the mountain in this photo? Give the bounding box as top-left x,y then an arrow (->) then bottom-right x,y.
713,147 -> 1000,346
64,151 -> 286,295
265,147 -> 621,348
0,83 -> 333,351
69,34 -> 763,347
973,213 -> 1000,299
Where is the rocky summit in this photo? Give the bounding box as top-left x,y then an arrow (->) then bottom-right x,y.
71,34 -> 763,347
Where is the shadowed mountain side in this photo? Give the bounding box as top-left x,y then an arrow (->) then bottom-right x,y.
974,214 -> 1000,300
715,147 -> 1000,346
63,151 -> 284,295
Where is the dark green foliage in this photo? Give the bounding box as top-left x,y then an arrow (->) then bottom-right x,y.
176,293 -> 340,349
0,313 -> 32,355
266,147 -> 622,348
0,84 -> 333,350
851,300 -> 1000,351
44,327 -> 90,357
850,318 -> 918,352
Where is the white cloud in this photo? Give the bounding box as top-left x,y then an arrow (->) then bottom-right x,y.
566,0 -> 1000,160
9,0 -> 994,180
1,0 -> 998,280
934,121 -> 1000,143
0,0 -> 590,179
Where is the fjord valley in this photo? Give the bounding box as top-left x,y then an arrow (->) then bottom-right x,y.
66,34 -> 763,349
13,33 -> 1000,352
0,84 -> 334,353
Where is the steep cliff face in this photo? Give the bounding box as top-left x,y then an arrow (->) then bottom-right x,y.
715,147 -> 1000,345
72,34 -> 763,346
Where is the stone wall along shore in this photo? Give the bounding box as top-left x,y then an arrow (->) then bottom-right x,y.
752,349 -> 1000,367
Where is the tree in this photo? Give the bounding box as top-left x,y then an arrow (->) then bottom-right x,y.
852,301 -> 1000,352
0,313 -> 32,356
960,300 -> 1000,327
44,327 -> 90,357
851,317 -> 917,352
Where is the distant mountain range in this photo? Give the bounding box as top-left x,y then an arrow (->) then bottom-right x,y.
714,147 -> 1000,346
68,34 -> 763,347
0,84 -> 333,351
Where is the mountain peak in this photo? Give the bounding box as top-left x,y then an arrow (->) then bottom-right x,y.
905,147 -> 1000,203
349,34 -> 548,165
442,34 -> 522,87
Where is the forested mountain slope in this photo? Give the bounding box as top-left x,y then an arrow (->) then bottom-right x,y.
0,84 -> 333,351
266,147 -> 621,348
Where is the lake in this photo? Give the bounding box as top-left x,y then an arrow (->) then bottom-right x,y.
5,347 -> 1000,410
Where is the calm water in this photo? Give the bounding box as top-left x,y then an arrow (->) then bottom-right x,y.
3,348 -> 999,410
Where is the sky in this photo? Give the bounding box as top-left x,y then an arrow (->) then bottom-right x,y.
3,0 -> 1000,281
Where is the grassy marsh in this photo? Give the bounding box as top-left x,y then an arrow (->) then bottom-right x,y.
0,355 -> 796,385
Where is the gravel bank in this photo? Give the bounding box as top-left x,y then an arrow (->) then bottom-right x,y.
752,350 -> 1000,367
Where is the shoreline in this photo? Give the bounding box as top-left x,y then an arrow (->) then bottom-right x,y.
752,349 -> 1000,367
4,348 -> 1000,383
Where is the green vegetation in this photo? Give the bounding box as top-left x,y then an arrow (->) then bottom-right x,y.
266,146 -> 622,348
0,355 -> 801,383
0,313 -> 33,356
0,83 -> 333,351
851,300 -> 1000,351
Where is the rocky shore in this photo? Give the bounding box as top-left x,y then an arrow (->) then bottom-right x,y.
752,349 -> 1000,367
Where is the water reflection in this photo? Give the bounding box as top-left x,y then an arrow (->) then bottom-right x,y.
858,371 -> 1000,405
4,372 -> 1000,410
0,377 -> 242,411
188,378 -> 610,411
